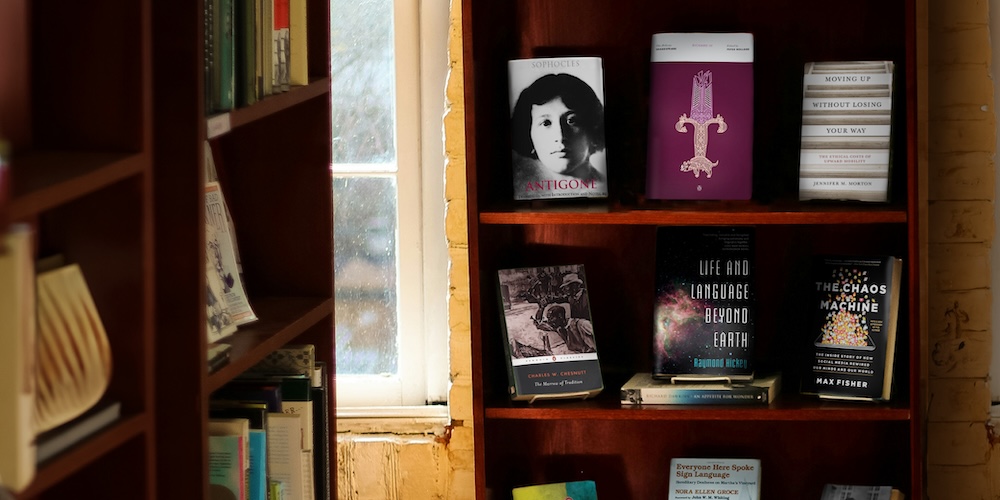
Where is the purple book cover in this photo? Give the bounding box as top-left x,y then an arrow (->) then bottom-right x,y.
646,33 -> 754,200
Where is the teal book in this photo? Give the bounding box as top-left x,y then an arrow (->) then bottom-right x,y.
247,430 -> 267,500
513,480 -> 598,500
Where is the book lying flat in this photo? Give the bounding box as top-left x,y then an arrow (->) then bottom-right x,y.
620,372 -> 780,405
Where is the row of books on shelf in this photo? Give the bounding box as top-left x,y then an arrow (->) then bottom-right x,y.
497,226 -> 902,405
209,344 -> 332,500
513,460 -> 903,500
507,33 -> 897,203
206,0 -> 310,114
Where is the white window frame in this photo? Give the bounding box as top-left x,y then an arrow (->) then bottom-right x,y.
333,0 -> 450,413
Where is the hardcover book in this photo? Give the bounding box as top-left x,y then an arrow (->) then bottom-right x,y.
512,480 -> 598,500
652,226 -> 755,381
508,56 -> 609,200
799,61 -> 896,202
646,32 -> 754,200
620,372 -> 780,406
668,458 -> 761,500
496,265 -> 603,402
801,255 -> 902,401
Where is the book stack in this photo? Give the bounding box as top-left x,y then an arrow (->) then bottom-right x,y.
799,61 -> 896,202
208,344 -> 330,500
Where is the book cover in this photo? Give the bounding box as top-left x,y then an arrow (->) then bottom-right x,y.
821,484 -> 895,500
209,418 -> 250,500
668,458 -> 761,500
512,480 -> 598,500
646,32 -> 754,200
0,225 -> 35,492
267,413 -> 306,500
620,372 -> 780,406
802,255 -> 903,401
496,265 -> 603,402
799,61 -> 895,202
652,226 -> 755,381
205,180 -> 258,326
508,56 -> 609,200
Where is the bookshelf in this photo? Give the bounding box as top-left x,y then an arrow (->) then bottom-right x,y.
152,0 -> 334,499
460,1 -> 925,499
0,0 -> 334,498
0,0 -> 155,497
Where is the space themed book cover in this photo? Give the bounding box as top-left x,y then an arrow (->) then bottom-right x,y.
801,255 -> 902,401
652,226 -> 755,381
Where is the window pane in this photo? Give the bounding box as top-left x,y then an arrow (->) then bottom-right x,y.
331,0 -> 396,167
333,176 -> 399,374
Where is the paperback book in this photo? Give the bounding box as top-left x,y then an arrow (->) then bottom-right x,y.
820,484 -> 904,500
620,372 -> 780,406
801,255 -> 903,401
508,56 -> 609,200
668,458 -> 761,500
496,265 -> 603,402
652,226 -> 755,381
799,61 -> 896,202
646,32 -> 754,200
512,480 -> 598,500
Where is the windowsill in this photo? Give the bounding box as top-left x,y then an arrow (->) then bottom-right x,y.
336,405 -> 450,435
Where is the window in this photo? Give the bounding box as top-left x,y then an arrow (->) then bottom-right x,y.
331,0 -> 450,409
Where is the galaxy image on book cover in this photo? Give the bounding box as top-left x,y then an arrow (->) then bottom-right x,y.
652,226 -> 755,379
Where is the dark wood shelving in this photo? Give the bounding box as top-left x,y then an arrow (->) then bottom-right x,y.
462,0 -> 924,498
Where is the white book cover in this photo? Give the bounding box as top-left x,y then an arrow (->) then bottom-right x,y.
205,181 -> 257,326
668,458 -> 761,500
508,56 -> 609,200
267,413 -> 305,500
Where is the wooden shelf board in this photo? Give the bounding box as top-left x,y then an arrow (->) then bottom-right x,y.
205,295 -> 334,393
9,151 -> 147,220
207,78 -> 333,138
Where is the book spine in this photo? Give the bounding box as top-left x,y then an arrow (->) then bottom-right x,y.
621,385 -> 771,405
288,0 -> 308,86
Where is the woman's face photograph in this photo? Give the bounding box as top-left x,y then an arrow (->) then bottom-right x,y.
529,96 -> 589,174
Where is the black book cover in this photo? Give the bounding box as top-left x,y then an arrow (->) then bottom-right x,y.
801,255 -> 902,401
496,264 -> 603,402
652,226 -> 755,381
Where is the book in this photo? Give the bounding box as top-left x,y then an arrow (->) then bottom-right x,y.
496,265 -> 604,402
0,224 -> 35,493
35,400 -> 121,463
205,180 -> 257,327
512,480 -> 598,500
646,32 -> 754,200
273,0 -> 290,92
235,0 -> 258,107
507,56 -> 609,200
668,458 -> 761,500
208,418 -> 250,500
620,372 -> 780,406
799,61 -> 896,202
266,412 -> 307,500
801,255 -> 903,401
209,403 -> 269,500
820,484 -> 904,500
652,226 -> 755,381
288,0 -> 308,86
208,341 -> 233,373
310,362 -> 331,500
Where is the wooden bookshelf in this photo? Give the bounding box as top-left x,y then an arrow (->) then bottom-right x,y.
151,0 -> 335,499
0,0 -> 334,497
0,0 -> 156,497
461,0 -> 925,498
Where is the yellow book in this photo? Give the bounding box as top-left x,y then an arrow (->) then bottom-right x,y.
0,224 -> 37,492
288,0 -> 308,86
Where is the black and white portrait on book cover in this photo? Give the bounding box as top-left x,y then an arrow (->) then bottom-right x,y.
508,56 -> 609,200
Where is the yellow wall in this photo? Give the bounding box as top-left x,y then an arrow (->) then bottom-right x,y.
340,1 -> 1000,498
